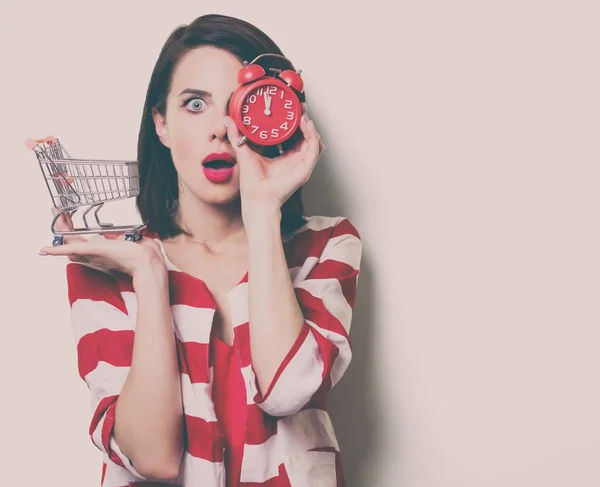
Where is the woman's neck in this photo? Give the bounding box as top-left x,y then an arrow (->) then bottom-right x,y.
174,192 -> 246,251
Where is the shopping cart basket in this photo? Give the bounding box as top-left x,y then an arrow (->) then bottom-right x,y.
26,135 -> 146,246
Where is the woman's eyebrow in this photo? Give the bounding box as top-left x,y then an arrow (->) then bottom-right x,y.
178,88 -> 212,97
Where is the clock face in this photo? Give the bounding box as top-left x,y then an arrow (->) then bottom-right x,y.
238,81 -> 301,145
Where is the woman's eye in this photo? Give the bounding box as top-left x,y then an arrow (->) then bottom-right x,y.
184,97 -> 206,112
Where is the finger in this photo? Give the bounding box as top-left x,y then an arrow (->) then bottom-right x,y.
103,232 -> 125,240
298,116 -> 321,163
39,238 -> 110,257
223,116 -> 252,157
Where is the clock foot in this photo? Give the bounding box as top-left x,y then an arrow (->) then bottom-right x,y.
277,144 -> 284,155
237,136 -> 248,148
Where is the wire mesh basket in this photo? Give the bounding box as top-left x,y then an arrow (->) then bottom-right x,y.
26,135 -> 146,246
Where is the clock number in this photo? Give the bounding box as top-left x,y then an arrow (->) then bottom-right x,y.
269,86 -> 277,95
260,130 -> 268,140
243,116 -> 251,125
251,125 -> 259,134
284,100 -> 293,109
242,105 -> 249,114
280,90 -> 285,99
248,94 -> 257,104
271,128 -> 279,138
257,88 -> 263,95
286,111 -> 294,120
280,122 -> 289,130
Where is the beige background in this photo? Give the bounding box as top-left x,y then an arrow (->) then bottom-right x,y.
2,0 -> 599,486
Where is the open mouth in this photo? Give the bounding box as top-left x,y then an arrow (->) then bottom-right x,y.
202,160 -> 235,170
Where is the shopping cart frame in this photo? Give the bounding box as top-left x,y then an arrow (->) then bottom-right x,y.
26,136 -> 147,246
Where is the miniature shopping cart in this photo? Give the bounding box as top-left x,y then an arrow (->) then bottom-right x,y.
26,135 -> 146,246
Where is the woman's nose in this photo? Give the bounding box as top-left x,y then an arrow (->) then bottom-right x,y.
209,110 -> 228,140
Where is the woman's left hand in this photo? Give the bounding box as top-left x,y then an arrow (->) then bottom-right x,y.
224,110 -> 324,219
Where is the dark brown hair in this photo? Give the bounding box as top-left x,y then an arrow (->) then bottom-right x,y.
135,14 -> 308,239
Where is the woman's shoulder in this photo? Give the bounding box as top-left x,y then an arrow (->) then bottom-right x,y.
286,214 -> 361,241
283,215 -> 362,267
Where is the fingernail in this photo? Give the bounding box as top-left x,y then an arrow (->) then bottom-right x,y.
39,251 -> 47,256
303,113 -> 310,123
223,117 -> 229,128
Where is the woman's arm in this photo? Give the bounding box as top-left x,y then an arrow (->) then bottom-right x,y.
113,261 -> 183,480
57,234 -> 184,483
245,210 -> 305,395
245,215 -> 362,417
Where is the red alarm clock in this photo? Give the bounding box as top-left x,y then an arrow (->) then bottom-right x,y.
229,53 -> 304,155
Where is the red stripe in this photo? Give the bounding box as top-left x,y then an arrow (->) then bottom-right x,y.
254,324 -> 310,403
168,271 -> 215,308
306,260 -> 359,307
331,218 -> 360,240
94,399 -> 127,469
67,263 -> 127,314
114,272 -> 134,293
284,226 -> 334,269
77,329 -> 134,378
178,340 -> 209,384
235,323 -> 252,368
184,414 -> 224,462
244,404 -> 278,445
89,395 -> 117,439
295,288 -> 350,341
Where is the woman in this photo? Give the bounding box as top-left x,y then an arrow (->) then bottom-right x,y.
40,13 -> 362,487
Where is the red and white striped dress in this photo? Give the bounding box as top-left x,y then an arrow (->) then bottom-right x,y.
66,215 -> 362,487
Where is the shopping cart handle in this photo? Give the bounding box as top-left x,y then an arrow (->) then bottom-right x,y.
25,136 -> 57,150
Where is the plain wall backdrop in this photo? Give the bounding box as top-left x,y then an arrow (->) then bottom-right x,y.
2,1 -> 599,486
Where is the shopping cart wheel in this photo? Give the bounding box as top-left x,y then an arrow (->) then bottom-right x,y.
125,230 -> 142,242
52,235 -> 64,247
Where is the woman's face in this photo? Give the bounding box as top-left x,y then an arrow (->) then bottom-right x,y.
153,46 -> 244,206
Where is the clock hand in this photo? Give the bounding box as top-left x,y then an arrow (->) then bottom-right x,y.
263,92 -> 271,115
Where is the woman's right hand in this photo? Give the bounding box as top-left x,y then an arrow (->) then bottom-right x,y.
40,208 -> 165,278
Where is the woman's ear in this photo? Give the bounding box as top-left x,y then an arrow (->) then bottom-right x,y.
152,107 -> 171,148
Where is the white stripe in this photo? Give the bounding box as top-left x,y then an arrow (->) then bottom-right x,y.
240,409 -> 339,483
290,258 -> 318,284
278,408 -> 339,454
172,304 -> 214,343
284,450 -> 337,487
71,299 -> 133,344
240,365 -> 259,405
305,319 -> 352,388
121,291 -> 137,323
85,361 -> 130,411
295,278 -> 354,333
255,330 -> 323,416
180,451 -> 224,487
180,373 -> 217,421
228,281 -> 248,327
284,216 -> 344,242
240,432 -> 281,483
154,238 -> 179,272
320,233 -> 362,270
91,408 -> 109,455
